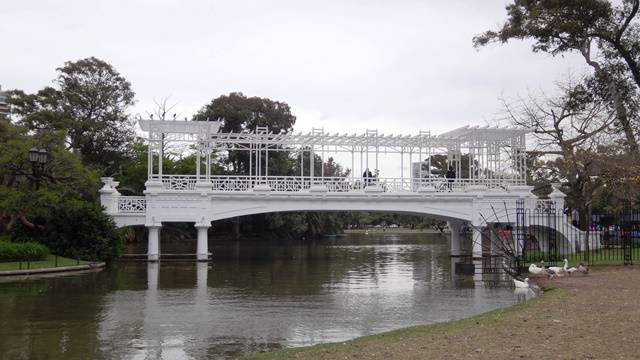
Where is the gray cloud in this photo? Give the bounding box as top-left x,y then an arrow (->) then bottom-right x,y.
1,0 -> 587,135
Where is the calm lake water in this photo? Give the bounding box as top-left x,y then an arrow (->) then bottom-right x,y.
0,233 -> 526,359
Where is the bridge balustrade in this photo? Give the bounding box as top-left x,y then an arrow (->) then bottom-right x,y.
117,196 -> 147,213
144,175 -> 524,193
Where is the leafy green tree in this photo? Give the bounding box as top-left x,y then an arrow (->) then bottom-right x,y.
474,0 -> 640,154
8,57 -> 136,173
193,92 -> 296,174
0,120 -> 98,235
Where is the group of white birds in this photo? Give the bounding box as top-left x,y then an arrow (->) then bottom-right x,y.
513,259 -> 589,288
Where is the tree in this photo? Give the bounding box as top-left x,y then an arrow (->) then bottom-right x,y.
193,92 -> 296,174
474,0 -> 640,154
8,57 -> 136,173
0,119 -> 98,235
501,78 -> 637,227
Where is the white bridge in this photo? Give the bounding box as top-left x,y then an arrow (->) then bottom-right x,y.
100,120 -> 583,261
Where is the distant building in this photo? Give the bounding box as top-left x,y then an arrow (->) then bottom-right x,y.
0,85 -> 9,117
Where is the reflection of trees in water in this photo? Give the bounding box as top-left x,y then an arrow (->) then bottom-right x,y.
0,272 -> 116,359
207,234 -> 449,296
0,234 -> 453,359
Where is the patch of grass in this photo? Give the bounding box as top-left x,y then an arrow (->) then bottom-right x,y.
0,254 -> 90,272
242,285 -> 565,360
525,248 -> 640,266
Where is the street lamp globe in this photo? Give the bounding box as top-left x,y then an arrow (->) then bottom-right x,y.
28,147 -> 40,163
37,149 -> 48,164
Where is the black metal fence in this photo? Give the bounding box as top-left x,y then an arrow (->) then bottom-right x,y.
519,204 -> 640,267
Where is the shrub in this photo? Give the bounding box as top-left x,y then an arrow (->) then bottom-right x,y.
9,200 -> 124,263
42,200 -> 124,262
0,241 -> 49,261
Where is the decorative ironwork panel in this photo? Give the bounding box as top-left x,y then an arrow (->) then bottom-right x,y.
118,197 -> 147,213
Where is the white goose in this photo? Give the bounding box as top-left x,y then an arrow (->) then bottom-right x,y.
513,277 -> 530,288
547,259 -> 568,277
566,266 -> 578,275
528,263 -> 545,275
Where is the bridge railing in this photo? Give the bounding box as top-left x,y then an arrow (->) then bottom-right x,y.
149,175 -> 525,193
117,196 -> 147,213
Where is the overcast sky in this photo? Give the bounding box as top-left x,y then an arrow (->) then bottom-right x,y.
1,0 -> 588,135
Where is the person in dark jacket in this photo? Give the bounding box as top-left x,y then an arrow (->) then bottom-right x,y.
446,166 -> 456,191
363,168 -> 373,186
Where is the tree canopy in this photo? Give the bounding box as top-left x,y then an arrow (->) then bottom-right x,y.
474,0 -> 640,154
193,92 -> 296,175
8,57 -> 136,174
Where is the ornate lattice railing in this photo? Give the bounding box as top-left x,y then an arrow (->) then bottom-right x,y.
117,196 -> 147,213
161,175 -> 197,191
151,175 -> 525,193
535,199 -> 556,214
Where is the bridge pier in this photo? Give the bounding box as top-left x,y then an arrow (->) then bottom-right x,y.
196,224 -> 211,261
472,223 -> 483,259
147,225 -> 161,261
448,221 -> 462,256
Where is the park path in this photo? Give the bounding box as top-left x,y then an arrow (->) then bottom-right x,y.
249,266 -> 640,360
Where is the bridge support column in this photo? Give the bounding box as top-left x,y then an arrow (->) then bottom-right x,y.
472,222 -> 483,259
196,224 -> 211,261
147,226 -> 161,261
448,221 -> 462,256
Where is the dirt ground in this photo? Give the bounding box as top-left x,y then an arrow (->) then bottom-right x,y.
248,266 -> 640,360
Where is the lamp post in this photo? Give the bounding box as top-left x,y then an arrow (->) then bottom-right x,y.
28,147 -> 48,190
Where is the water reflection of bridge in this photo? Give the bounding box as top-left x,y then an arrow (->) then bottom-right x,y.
99,120 -> 575,261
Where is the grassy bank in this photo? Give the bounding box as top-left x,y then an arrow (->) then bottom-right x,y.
0,255 -> 89,272
243,266 -> 640,359
526,247 -> 640,266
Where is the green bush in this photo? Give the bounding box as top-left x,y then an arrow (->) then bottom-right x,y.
42,200 -> 124,262
9,200 -> 124,263
0,241 -> 49,261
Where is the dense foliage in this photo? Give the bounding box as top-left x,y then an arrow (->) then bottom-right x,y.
0,240 -> 48,262
0,58 -> 128,262
9,57 -> 136,174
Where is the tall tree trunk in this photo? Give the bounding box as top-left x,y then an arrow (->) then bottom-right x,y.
580,42 -> 639,155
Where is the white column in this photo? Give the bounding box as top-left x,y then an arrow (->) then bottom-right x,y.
196,225 -> 210,261
147,138 -> 154,179
196,148 -> 201,180
310,147 -> 314,184
400,149 -> 404,183
472,225 -> 483,259
266,144 -> 269,178
448,221 -> 461,256
158,134 -> 163,177
147,226 -> 161,261
472,201 -> 483,258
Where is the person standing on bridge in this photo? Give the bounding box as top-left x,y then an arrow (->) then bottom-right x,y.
446,166 -> 456,191
363,168 -> 373,186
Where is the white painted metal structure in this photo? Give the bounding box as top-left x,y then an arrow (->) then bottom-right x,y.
99,120 -> 576,261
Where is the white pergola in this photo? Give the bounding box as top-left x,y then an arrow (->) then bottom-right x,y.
139,120 -> 528,193
97,120 -> 544,261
